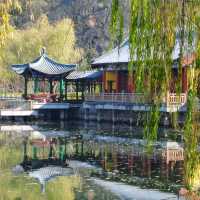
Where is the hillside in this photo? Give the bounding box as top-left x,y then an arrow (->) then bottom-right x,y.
11,0 -> 129,62
12,0 -> 128,61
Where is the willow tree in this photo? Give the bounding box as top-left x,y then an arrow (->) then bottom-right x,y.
0,15 -> 83,94
110,0 -> 200,192
0,0 -> 22,94
0,0 -> 21,46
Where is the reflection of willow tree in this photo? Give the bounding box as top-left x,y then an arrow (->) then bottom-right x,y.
110,0 -> 200,192
0,133 -> 23,170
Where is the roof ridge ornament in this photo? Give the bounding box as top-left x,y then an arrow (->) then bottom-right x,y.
40,47 -> 46,56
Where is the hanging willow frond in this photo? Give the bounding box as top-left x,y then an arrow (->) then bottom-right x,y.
143,104 -> 160,155
108,0 -> 200,191
109,0 -> 124,47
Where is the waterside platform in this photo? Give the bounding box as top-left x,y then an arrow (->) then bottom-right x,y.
83,101 -> 187,112
0,95 -> 198,125
0,100 -> 81,117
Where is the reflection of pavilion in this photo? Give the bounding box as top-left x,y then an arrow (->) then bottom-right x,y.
22,137 -> 66,170
71,136 -> 184,182
11,131 -> 78,192
21,131 -> 82,170
29,166 -> 73,193
7,127 -> 185,185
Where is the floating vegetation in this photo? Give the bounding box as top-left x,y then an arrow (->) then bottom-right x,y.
91,170 -> 182,194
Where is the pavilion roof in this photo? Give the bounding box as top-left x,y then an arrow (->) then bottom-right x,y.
92,36 -> 196,67
92,40 -> 130,66
11,50 -> 76,79
66,70 -> 102,81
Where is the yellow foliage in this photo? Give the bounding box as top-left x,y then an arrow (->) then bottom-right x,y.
0,15 -> 83,90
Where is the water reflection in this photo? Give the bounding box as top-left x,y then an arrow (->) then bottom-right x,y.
0,123 -> 183,199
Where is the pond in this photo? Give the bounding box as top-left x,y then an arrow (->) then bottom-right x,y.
0,121 -> 183,200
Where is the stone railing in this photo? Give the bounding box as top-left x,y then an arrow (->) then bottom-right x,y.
85,93 -> 149,104
0,98 -> 32,110
85,92 -> 188,106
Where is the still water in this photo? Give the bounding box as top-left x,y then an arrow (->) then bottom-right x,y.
0,121 -> 182,200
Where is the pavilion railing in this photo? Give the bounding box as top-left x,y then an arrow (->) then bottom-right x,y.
85,93 -> 150,104
0,98 -> 32,110
166,93 -> 187,106
162,148 -> 184,163
85,92 -> 188,106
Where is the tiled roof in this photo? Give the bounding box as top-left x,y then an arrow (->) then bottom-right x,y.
66,70 -> 102,80
92,40 -> 131,65
12,51 -> 76,77
92,36 -> 196,66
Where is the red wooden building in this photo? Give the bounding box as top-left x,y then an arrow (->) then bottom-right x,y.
89,39 -> 196,105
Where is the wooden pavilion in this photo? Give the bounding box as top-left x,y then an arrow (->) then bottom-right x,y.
65,70 -> 103,101
11,48 -> 76,102
89,38 -> 197,105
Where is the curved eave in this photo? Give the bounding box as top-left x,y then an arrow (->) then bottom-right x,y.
11,54 -> 77,77
29,55 -> 77,75
66,70 -> 102,81
91,61 -> 129,67
11,64 -> 29,75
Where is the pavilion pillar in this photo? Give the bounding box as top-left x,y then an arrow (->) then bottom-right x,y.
42,79 -> 46,93
88,83 -> 91,94
32,146 -> 37,159
24,77 -> 28,98
94,82 -> 96,94
116,71 -> 120,93
49,80 -> 53,94
100,81 -> 103,93
76,81 -> 79,100
81,81 -> 85,101
91,83 -> 94,94
65,81 -> 68,101
59,78 -> 64,101
102,71 -> 106,93
34,78 -> 39,93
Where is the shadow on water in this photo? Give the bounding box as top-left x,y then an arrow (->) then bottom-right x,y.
0,122 -> 184,199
